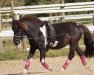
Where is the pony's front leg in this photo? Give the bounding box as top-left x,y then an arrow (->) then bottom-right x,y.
61,44 -> 75,71
23,48 -> 36,74
40,49 -> 52,71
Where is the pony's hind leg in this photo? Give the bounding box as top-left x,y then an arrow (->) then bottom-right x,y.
76,46 -> 91,70
23,47 -> 36,74
76,46 -> 87,66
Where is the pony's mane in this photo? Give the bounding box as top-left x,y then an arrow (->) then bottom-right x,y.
19,15 -> 44,26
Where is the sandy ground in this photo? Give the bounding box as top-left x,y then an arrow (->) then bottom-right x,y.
0,56 -> 94,75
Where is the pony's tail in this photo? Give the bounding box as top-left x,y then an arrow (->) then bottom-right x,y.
80,25 -> 94,58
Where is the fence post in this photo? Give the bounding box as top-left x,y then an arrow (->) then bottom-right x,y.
0,3 -> 3,50
11,0 -> 23,49
50,13 -> 53,24
60,0 -> 65,22
93,15 -> 94,25
93,15 -> 94,37
11,0 -> 15,20
22,38 -> 27,49
15,14 -> 24,49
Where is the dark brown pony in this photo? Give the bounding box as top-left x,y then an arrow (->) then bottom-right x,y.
12,15 -> 94,74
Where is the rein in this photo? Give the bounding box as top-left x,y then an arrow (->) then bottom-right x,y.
14,33 -> 66,40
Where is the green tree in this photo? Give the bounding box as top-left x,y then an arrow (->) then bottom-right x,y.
24,0 -> 37,5
0,0 -> 25,7
0,0 -> 92,7
24,0 -> 61,5
65,0 -> 91,3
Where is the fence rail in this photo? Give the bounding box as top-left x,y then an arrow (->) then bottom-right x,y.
1,13 -> 94,22
1,1 -> 94,22
1,1 -> 94,36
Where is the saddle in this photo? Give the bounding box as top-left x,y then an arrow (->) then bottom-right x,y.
45,21 -> 58,47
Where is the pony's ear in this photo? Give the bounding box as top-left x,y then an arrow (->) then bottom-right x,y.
12,20 -> 19,25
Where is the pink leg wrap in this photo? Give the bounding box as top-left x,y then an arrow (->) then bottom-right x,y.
63,58 -> 71,70
80,55 -> 87,66
24,60 -> 30,70
41,62 -> 49,69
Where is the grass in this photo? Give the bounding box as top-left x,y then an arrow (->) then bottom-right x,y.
0,36 -> 86,61
0,48 -> 69,61
2,39 -> 69,61
0,49 -> 28,61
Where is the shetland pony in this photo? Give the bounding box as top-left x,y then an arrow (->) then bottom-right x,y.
12,15 -> 94,74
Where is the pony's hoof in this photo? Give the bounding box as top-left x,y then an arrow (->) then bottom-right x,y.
85,65 -> 92,71
85,65 -> 90,69
22,69 -> 28,75
48,67 -> 52,71
61,67 -> 65,71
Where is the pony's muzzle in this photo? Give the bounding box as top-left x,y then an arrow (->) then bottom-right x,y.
13,37 -> 21,45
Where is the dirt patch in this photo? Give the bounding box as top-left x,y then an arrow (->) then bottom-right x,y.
0,56 -> 94,75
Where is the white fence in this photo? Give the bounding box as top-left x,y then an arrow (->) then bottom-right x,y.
0,26 -> 94,38
1,1 -> 94,22
1,1 -> 94,38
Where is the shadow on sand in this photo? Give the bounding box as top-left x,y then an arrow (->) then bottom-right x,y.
4,71 -> 46,75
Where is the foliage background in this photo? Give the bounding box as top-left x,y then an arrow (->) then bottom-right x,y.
0,0 -> 94,7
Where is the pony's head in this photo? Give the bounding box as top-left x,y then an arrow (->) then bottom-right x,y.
12,20 -> 25,46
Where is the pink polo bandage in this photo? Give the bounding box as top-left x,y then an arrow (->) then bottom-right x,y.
63,58 -> 71,70
24,60 -> 30,70
41,62 -> 49,69
80,55 -> 87,66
